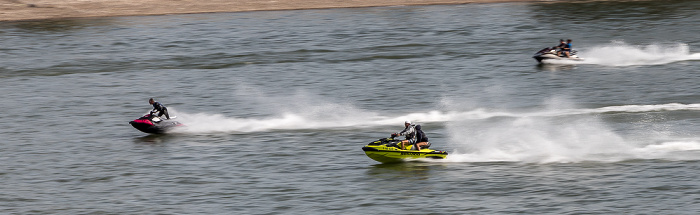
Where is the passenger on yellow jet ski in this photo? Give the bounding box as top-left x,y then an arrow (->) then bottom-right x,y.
413,124 -> 431,151
392,120 -> 430,151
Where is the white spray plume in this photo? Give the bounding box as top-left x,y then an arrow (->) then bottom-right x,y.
546,41 -> 700,66
443,101 -> 700,163
170,103 -> 700,133
168,99 -> 700,163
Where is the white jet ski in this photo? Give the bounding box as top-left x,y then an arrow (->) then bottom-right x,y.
533,47 -> 584,63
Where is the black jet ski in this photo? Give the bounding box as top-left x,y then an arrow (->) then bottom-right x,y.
129,112 -> 183,134
362,137 -> 448,163
533,47 -> 584,63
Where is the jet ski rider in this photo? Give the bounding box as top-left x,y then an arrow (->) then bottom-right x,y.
392,120 -> 430,151
561,39 -> 573,58
149,98 -> 170,120
555,39 -> 567,56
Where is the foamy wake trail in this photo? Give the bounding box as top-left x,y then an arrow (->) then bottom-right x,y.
171,103 -> 700,133
173,109 -> 507,133
551,41 -> 700,66
539,103 -> 700,117
171,102 -> 700,162
444,116 -> 635,163
445,140 -> 700,163
172,105 -> 384,133
632,141 -> 700,160
443,103 -> 700,163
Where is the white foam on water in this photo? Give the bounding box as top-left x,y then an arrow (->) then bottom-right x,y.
631,141 -> 700,161
173,104 -> 384,133
444,116 -> 637,163
546,41 -> 700,66
443,102 -> 700,164
171,102 -> 700,132
167,89 -> 521,133
169,94 -> 700,163
534,103 -> 700,117
172,108 -> 509,133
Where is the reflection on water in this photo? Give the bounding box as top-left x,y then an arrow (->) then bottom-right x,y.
132,133 -> 180,144
536,63 -> 576,72
363,162 -> 449,198
365,162 -> 446,180
528,0 -> 695,22
4,19 -> 113,33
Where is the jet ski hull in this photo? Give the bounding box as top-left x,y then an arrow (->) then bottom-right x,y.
534,53 -> 584,63
362,138 -> 448,163
533,48 -> 584,63
129,114 -> 183,134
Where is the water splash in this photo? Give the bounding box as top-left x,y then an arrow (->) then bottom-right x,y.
631,141 -> 700,161
549,41 -> 700,66
444,115 -> 634,163
173,109 -> 489,133
443,102 -> 700,163
171,101 -> 700,163
172,103 -> 700,133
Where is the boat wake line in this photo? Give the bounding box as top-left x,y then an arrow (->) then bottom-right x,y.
441,103 -> 700,163
169,103 -> 700,133
443,139 -> 700,164
544,41 -> 700,66
167,103 -> 700,163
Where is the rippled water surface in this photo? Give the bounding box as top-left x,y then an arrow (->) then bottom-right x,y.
2,1 -> 700,214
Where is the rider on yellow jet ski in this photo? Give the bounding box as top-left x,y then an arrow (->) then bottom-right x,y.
392,121 -> 430,151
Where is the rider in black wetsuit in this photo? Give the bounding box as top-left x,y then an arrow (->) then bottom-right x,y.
149,98 -> 170,119
413,124 -> 431,151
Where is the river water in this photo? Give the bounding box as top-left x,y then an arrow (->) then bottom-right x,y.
2,1 -> 700,214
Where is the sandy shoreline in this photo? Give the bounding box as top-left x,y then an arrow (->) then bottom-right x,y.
0,0 -> 542,22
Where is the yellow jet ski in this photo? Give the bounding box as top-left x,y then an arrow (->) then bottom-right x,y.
362,137 -> 448,163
